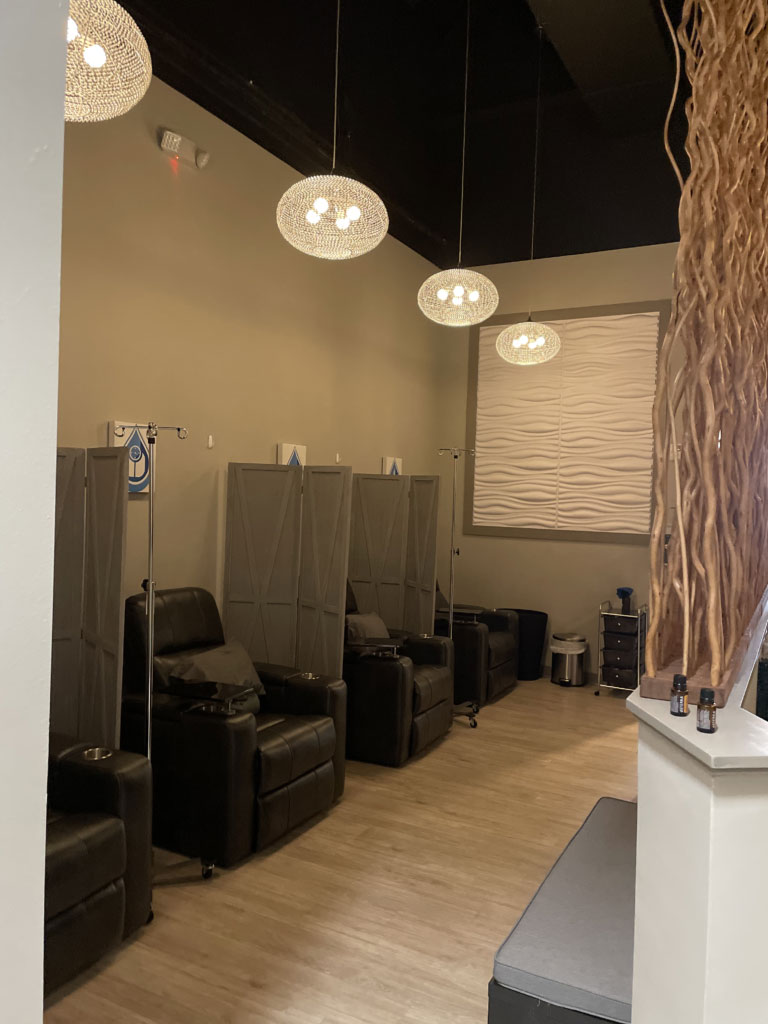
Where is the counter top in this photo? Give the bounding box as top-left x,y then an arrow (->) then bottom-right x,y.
627,585 -> 768,770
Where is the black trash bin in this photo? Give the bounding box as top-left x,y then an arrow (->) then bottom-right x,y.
508,608 -> 549,680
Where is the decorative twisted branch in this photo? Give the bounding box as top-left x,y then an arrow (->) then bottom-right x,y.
647,0 -> 768,687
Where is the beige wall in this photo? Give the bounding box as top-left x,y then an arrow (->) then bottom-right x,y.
58,75 -> 678,675
439,243 -> 679,674
58,78 -> 454,606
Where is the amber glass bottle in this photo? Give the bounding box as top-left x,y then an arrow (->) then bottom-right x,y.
670,674 -> 689,717
696,688 -> 718,734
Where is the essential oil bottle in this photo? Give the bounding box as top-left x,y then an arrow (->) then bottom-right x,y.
697,688 -> 718,734
670,673 -> 689,717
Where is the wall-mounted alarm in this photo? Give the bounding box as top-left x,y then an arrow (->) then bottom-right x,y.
160,129 -> 210,169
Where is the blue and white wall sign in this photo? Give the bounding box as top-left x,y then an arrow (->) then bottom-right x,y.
381,456 -> 403,476
277,443 -> 307,467
109,421 -> 150,493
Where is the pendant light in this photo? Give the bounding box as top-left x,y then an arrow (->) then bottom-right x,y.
418,0 -> 498,328
276,0 -> 388,260
496,25 -> 561,366
65,0 -> 152,123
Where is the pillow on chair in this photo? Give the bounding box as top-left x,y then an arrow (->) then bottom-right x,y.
346,613 -> 390,645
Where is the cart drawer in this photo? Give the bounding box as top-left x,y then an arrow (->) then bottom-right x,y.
603,615 -> 638,635
603,631 -> 638,651
603,649 -> 638,669
601,666 -> 638,688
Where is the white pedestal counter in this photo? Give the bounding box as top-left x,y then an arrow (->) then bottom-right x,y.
628,600 -> 768,1024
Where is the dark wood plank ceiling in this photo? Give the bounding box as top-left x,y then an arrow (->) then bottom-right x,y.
122,0 -> 687,267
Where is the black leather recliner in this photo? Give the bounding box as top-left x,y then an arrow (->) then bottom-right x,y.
45,733 -> 152,995
434,586 -> 519,706
121,587 -> 346,869
343,584 -> 453,766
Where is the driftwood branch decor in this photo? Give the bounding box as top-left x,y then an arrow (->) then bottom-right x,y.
647,1 -> 768,686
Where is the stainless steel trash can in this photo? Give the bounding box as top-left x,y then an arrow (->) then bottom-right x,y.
550,633 -> 587,687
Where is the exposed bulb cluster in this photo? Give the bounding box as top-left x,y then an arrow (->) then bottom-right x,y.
511,333 -> 547,350
435,283 -> 481,307
67,15 -> 108,68
305,196 -> 362,230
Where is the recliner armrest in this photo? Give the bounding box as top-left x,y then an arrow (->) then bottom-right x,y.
48,739 -> 152,937
121,698 -> 257,868
480,609 -> 519,639
252,662 -> 347,801
343,653 -> 414,767
401,635 -> 454,670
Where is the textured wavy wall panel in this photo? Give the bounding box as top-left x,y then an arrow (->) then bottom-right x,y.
473,312 -> 659,534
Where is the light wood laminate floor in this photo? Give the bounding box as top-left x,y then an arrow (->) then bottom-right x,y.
45,680 -> 637,1024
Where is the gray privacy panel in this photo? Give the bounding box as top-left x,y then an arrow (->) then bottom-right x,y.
297,466 -> 352,677
403,476 -> 439,635
80,447 -> 128,747
349,474 -> 410,630
224,463 -> 302,665
51,449 -> 86,736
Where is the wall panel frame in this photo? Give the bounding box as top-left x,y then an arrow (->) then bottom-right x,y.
464,300 -> 670,544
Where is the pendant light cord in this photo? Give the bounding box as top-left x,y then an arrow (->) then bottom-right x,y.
457,0 -> 471,266
529,25 -> 544,265
332,0 -> 341,171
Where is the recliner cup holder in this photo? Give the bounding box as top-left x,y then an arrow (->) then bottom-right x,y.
82,747 -> 113,761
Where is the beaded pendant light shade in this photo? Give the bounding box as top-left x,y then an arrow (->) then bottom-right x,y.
65,0 -> 152,123
418,0 -> 497,327
276,0 -> 388,259
276,175 -> 388,260
418,269 -> 498,328
496,320 -> 561,365
495,26 -> 561,366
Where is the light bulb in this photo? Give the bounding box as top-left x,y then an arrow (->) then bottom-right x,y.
512,338 -> 522,348
519,334 -> 528,345
83,43 -> 107,68
468,290 -> 480,302
437,288 -> 449,301
306,209 -> 321,225
313,197 -> 329,214
536,336 -> 545,346
67,17 -> 79,42
347,205 -> 361,221
453,285 -> 465,297
336,217 -> 350,230
452,296 -> 463,306
528,339 -> 537,349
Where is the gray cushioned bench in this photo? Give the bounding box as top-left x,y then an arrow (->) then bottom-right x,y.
489,797 -> 636,1024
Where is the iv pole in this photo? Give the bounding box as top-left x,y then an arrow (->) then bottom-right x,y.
438,447 -> 475,639
114,422 -> 188,761
438,447 -> 478,728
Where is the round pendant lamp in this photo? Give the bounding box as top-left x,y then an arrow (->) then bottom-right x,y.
276,0 -> 388,259
277,174 -> 388,260
496,26 -> 561,366
496,320 -> 561,365
418,0 -> 497,327
65,0 -> 152,123
418,269 -> 498,328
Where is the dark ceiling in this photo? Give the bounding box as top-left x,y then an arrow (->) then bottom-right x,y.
122,0 -> 688,267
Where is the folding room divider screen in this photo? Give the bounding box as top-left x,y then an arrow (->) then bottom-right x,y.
223,463 -> 353,678
50,447 -> 128,746
349,474 -> 439,636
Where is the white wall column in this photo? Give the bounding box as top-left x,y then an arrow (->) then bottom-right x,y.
0,2 -> 66,1019
629,595 -> 768,1024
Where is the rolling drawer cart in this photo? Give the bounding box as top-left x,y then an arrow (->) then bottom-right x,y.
595,600 -> 648,696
